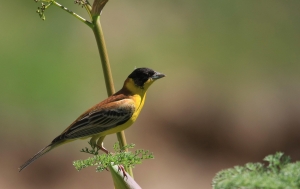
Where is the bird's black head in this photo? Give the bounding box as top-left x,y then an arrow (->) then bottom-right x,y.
128,68 -> 165,88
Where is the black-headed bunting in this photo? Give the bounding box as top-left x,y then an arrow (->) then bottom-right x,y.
19,67 -> 165,172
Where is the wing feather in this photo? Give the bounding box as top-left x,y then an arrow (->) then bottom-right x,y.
55,99 -> 135,141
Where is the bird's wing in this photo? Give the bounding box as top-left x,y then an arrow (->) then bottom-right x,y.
52,99 -> 135,142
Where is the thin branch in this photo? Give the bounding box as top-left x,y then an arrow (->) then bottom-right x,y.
92,16 -> 115,95
52,1 -> 93,28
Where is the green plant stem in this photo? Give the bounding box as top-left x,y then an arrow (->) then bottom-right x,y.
52,1 -> 93,28
92,16 -> 115,95
91,15 -> 134,178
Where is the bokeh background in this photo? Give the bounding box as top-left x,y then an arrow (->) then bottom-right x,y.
1,0 -> 300,188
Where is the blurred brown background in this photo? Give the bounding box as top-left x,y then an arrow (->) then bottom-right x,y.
1,0 -> 300,188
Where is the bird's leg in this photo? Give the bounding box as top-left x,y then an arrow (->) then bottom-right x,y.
96,136 -> 109,154
96,136 -> 127,177
89,135 -> 99,150
95,136 -> 128,177
93,136 -> 109,171
97,142 -> 109,154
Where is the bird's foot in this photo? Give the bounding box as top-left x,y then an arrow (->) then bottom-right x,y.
118,165 -> 128,179
96,144 -> 109,154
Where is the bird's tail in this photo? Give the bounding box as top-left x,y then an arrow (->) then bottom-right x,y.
19,142 -> 60,172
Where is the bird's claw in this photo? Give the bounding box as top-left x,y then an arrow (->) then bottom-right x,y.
118,165 -> 128,179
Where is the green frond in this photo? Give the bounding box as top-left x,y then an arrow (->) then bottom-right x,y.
73,142 -> 154,172
212,152 -> 300,189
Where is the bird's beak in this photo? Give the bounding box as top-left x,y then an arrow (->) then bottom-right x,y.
151,71 -> 166,80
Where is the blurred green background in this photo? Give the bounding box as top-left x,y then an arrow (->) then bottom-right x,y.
1,0 -> 300,188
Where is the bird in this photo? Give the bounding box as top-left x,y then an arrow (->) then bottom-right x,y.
19,67 -> 165,172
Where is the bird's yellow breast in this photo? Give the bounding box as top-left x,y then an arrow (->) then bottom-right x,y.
124,78 -> 149,126
129,93 -> 146,123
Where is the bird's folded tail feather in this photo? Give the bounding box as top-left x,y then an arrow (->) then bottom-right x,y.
19,142 -> 58,172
